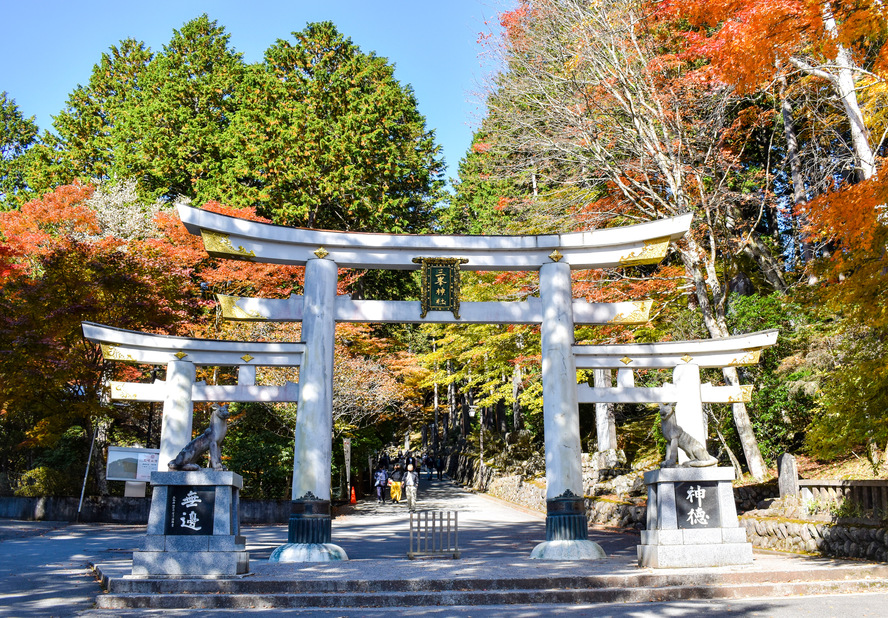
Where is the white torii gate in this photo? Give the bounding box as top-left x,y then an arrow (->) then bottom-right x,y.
176,205 -> 693,561
80,322 -> 304,467
575,329 -> 779,461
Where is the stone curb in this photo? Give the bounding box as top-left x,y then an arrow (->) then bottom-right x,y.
94,578 -> 888,610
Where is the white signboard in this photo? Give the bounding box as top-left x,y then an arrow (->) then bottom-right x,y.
107,446 -> 161,482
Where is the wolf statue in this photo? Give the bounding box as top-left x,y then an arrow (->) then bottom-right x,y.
658,403 -> 718,468
168,403 -> 231,471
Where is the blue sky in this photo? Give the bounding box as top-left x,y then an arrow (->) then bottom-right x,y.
0,0 -> 511,181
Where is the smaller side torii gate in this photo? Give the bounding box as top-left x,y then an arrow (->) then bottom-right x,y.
575,329 -> 779,461
80,322 -> 304,467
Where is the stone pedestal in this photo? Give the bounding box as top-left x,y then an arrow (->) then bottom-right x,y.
638,467 -> 752,568
132,471 -> 249,577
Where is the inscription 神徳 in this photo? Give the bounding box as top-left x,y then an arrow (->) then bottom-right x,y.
676,481 -> 720,529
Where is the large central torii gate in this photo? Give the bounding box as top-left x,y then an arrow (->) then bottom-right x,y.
173,205 -> 694,560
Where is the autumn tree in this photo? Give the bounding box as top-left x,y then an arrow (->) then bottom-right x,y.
0,183 -> 206,493
664,0 -> 885,182
468,0 -> 802,477
663,1 -> 888,459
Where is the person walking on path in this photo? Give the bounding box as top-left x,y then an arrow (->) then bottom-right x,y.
423,453 -> 434,480
404,464 -> 419,511
374,464 -> 389,503
389,465 -> 404,503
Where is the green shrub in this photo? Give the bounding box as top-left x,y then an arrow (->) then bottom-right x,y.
14,466 -> 79,497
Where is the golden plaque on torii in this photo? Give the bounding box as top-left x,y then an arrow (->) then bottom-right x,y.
412,257 -> 469,319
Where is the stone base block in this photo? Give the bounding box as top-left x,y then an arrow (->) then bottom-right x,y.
529,539 -> 607,561
132,550 -> 249,576
637,542 -> 753,568
269,542 -> 349,563
640,527 -> 748,546
142,534 -> 246,552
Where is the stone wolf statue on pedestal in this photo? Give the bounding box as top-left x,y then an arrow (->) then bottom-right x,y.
658,403 -> 718,468
168,403 -> 231,471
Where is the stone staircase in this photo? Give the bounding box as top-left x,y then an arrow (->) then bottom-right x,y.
93,561 -> 888,610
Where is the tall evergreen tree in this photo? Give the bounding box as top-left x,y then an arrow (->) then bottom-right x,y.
124,15 -> 243,201
0,93 -> 39,209
53,39 -> 153,184
221,22 -> 444,232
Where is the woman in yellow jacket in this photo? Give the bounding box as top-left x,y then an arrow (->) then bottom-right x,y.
389,465 -> 404,503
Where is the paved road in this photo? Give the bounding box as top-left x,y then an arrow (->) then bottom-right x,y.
2,477 -> 888,617
76,593 -> 888,617
0,520 -> 142,617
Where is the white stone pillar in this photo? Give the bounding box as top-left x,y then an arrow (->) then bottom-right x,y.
159,360 -> 196,467
533,261 -> 605,561
673,363 -> 706,464
539,261 -> 583,500
238,365 -> 256,386
292,256 -> 337,501
594,369 -> 617,452
273,255 -> 347,562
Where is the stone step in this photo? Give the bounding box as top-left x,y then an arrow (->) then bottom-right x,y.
102,563 -> 888,595
96,575 -> 888,609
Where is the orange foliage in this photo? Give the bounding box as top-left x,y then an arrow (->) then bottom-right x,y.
660,0 -> 888,90
500,1 -> 534,47
804,174 -> 888,262
0,183 -> 98,273
149,201 -> 303,298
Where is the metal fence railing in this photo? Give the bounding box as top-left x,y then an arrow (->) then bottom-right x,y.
408,510 -> 460,559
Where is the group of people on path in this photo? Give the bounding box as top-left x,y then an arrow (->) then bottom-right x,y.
373,451 -> 445,511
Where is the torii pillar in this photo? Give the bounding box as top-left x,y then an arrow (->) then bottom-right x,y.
531,261 -> 606,560
158,360 -> 196,467
271,256 -> 347,562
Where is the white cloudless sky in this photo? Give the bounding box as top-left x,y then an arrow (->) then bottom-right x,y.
0,0 -> 513,182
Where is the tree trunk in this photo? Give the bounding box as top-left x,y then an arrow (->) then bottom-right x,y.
433,381 -> 440,453
679,244 -> 768,480
740,236 -> 788,292
722,367 -> 766,480
705,404 -> 743,478
789,2 -> 875,181
496,399 -> 508,435
594,369 -> 617,451
460,392 -> 471,439
779,81 -> 815,272
511,365 -> 523,431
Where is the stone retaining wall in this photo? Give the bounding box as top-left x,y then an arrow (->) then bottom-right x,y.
446,451 -> 886,561
734,482 -> 779,512
0,496 -> 292,524
446,452 -> 647,528
586,497 -> 646,529
741,515 -> 888,562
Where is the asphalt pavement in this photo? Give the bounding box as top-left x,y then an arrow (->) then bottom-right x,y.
2,475 -> 888,617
